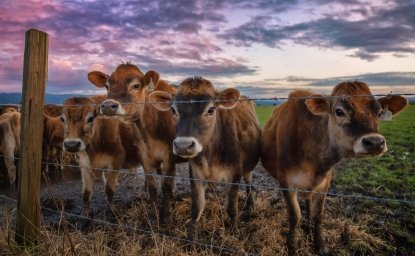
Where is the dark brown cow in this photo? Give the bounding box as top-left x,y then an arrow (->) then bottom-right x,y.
261,81 -> 408,255
61,96 -> 141,214
0,110 -> 20,185
88,63 -> 178,224
149,76 -> 261,238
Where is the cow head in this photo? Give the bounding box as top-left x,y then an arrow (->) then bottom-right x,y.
305,81 -> 408,157
149,76 -> 240,158
88,63 -> 160,119
61,97 -> 99,153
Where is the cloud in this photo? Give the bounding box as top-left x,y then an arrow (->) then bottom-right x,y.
222,1 -> 415,60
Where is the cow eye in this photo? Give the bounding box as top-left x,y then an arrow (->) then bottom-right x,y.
207,107 -> 216,115
132,84 -> 140,90
87,116 -> 94,123
378,110 -> 384,117
335,108 -> 345,117
60,116 -> 66,124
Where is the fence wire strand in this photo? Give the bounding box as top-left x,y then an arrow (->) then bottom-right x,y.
1,92 -> 414,107
1,154 -> 414,205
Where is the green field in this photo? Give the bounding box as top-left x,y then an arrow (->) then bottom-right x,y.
256,105 -> 415,254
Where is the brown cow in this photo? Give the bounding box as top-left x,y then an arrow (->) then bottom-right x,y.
149,76 -> 261,239
261,81 -> 408,255
43,104 -> 64,173
88,63 -> 178,224
0,110 -> 20,185
0,105 -> 19,115
61,96 -> 141,214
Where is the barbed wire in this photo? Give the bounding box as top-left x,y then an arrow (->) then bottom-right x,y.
0,194 -> 254,255
1,155 -> 414,205
1,92 -> 414,108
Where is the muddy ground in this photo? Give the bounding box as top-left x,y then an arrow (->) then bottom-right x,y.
0,163 -> 413,255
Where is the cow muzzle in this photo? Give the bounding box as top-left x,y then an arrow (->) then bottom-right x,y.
353,133 -> 387,156
63,139 -> 85,153
172,137 -> 203,158
100,99 -> 125,116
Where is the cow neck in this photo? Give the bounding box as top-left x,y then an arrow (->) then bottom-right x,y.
314,115 -> 342,176
133,94 -> 175,143
199,109 -> 239,166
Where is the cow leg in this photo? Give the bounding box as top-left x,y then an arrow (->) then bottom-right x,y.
143,165 -> 158,201
189,163 -> 206,240
80,167 -> 94,216
160,160 -> 175,225
42,144 -> 49,174
282,189 -> 301,256
4,152 -> 16,186
226,174 -> 241,233
243,171 -> 254,211
302,198 -> 312,234
104,170 -> 119,206
311,174 -> 331,256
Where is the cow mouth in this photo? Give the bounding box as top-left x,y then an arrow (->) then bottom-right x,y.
173,152 -> 200,159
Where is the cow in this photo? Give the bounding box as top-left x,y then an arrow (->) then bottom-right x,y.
87,63 -> 178,224
0,110 -> 20,185
61,96 -> 141,215
43,104 -> 64,173
0,105 -> 19,115
149,76 -> 261,239
261,81 -> 408,255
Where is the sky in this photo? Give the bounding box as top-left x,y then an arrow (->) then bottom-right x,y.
0,0 -> 414,97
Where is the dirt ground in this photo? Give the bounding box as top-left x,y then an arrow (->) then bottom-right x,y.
0,163 -> 413,255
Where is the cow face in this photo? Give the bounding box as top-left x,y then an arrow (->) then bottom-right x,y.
149,76 -> 240,158
61,97 -> 98,153
88,63 -> 159,118
306,81 -> 408,157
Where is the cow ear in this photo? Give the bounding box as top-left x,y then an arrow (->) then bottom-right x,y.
378,95 -> 408,116
88,71 -> 108,88
149,91 -> 173,111
305,94 -> 330,115
143,70 -> 160,92
217,88 -> 240,109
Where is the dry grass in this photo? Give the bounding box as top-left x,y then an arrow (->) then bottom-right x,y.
0,188 -> 398,256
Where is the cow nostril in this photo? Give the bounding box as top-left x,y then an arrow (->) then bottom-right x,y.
188,141 -> 195,149
111,103 -> 118,110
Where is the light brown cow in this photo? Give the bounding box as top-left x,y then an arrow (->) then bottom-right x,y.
149,76 -> 261,239
88,63 -> 178,224
261,81 -> 408,255
0,110 -> 20,185
61,96 -> 141,215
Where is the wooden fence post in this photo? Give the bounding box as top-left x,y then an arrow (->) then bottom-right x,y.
16,29 -> 48,246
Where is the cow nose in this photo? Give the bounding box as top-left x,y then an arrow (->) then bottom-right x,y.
64,140 -> 81,152
174,139 -> 195,151
362,135 -> 386,152
173,137 -> 199,157
100,100 -> 119,115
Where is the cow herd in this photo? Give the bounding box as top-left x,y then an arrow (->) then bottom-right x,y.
0,62 -> 408,255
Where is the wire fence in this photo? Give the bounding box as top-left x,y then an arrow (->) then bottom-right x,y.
1,154 -> 414,205
0,91 -> 414,254
0,92 -> 414,107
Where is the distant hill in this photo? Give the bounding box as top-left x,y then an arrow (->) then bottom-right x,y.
0,93 -> 413,105
0,93 -> 94,105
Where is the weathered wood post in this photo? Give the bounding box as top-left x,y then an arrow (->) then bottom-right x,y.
16,29 -> 48,246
